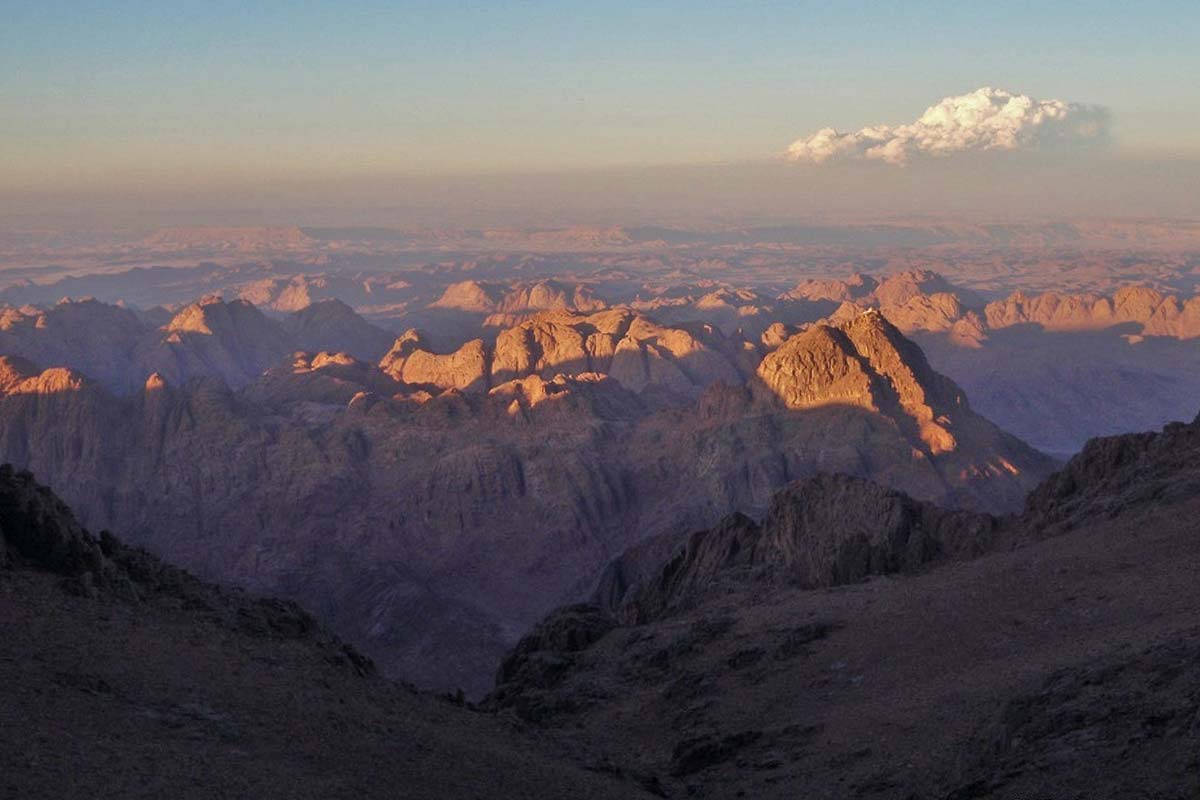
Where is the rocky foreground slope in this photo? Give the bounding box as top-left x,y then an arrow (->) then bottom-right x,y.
0,465 -> 639,800
489,415 -> 1200,798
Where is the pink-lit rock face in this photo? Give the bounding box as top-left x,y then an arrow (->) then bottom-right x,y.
756,312 -> 962,455
0,355 -> 89,396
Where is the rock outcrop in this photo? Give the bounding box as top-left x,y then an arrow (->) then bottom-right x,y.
282,298 -> 395,361
135,296 -> 296,389
380,331 -> 490,391
0,464 -> 109,578
601,411 -> 1200,628
614,474 -> 997,624
383,309 -> 746,400
1021,411 -> 1200,533
430,280 -> 507,312
756,310 -> 1032,460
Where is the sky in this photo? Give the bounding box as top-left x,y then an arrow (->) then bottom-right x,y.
3,1 -> 1200,225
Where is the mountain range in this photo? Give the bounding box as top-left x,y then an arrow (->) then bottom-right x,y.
3,256 -> 1200,691
0,292 -> 1053,693
5,256 -> 1200,456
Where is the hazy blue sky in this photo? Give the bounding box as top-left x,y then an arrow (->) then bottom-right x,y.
3,1 -> 1199,222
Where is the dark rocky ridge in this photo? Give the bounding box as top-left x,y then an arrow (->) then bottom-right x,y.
488,414 -> 1200,798
0,465 -> 642,799
1021,411 -> 1200,532
0,462 -> 373,673
594,411 -> 1200,628
614,474 -> 998,625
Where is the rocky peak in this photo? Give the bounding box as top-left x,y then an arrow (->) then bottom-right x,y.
290,297 -> 355,325
143,372 -> 168,392
381,335 -> 490,393
756,312 -> 960,454
753,473 -> 996,583
379,329 -> 427,365
430,280 -> 505,312
140,297 -> 293,390
284,299 -> 394,361
871,269 -> 966,307
165,296 -> 268,337
839,310 -> 960,453
497,280 -> 603,313
615,474 -> 996,624
1112,285 -> 1165,319
0,355 -> 42,394
759,321 -> 801,349
755,323 -> 881,412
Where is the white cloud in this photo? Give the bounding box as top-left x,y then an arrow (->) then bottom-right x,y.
785,87 -> 1109,166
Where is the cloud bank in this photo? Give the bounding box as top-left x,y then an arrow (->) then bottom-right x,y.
785,87 -> 1109,166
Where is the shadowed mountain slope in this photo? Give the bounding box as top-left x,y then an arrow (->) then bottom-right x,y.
0,466 -> 644,800
491,413 -> 1200,799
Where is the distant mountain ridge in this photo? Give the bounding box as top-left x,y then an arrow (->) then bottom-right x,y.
138,225 -> 318,251
0,295 -> 395,393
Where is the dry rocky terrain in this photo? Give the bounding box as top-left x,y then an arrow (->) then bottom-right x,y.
0,465 -> 640,799
488,414 -> 1200,798
3,409 -> 1198,797
2,236 -> 1200,692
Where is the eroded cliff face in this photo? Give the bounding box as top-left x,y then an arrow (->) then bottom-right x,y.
381,308 -> 748,401
780,271 -> 1200,342
982,285 -> 1200,337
